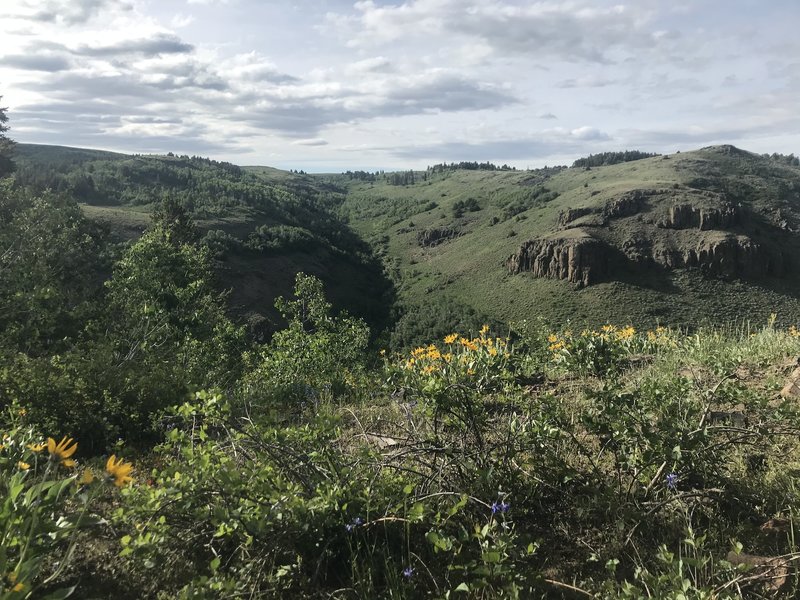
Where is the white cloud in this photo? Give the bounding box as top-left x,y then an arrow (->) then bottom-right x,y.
0,0 -> 798,169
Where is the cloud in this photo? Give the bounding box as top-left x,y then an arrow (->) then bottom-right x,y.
73,33 -> 194,57
223,52 -> 299,83
235,71 -> 515,136
292,138 -> 328,146
329,0 -> 661,63
0,54 -> 70,72
537,112 -> 558,120
346,56 -> 393,74
556,75 -> 619,89
570,126 -> 610,141
11,0 -> 133,26
385,125 -> 613,162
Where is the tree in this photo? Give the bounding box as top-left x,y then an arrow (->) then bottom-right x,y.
0,98 -> 15,177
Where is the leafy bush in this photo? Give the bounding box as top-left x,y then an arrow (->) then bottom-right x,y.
239,273 -> 370,413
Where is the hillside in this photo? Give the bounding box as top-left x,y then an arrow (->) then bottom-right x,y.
338,146 -> 800,345
13,143 -> 800,346
13,144 -> 394,335
4,142 -> 800,599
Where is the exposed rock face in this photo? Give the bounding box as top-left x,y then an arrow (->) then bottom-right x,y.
652,234 -> 784,278
506,231 -> 609,287
602,189 -> 649,219
662,202 -> 739,230
418,227 -> 459,247
557,207 -> 593,227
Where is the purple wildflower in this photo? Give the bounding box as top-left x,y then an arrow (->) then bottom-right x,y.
492,500 -> 511,515
402,566 -> 415,579
345,516 -> 364,532
491,500 -> 510,514
665,473 -> 678,490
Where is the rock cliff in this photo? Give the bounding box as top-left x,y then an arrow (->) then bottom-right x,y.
418,226 -> 460,247
652,234 -> 785,278
661,201 -> 739,230
506,230 -> 609,287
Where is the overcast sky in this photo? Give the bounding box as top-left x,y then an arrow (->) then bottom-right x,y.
1,0 -> 798,171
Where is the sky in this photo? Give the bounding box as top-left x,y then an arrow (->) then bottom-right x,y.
1,0 -> 799,172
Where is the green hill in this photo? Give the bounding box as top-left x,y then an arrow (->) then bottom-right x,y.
13,143 -> 800,346
337,146 -> 800,345
13,143 -> 394,335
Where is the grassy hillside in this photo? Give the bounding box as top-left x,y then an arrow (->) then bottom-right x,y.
4,143 -> 800,598
13,144 -> 394,334
13,143 -> 800,346
338,147 -> 800,345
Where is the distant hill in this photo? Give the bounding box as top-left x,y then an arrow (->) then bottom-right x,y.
337,145 -> 800,344
14,142 -> 800,347
13,143 -> 394,337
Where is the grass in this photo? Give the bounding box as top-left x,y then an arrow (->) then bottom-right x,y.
17,143 -> 800,343
338,148 -> 800,338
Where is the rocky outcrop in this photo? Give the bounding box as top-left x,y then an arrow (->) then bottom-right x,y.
417,227 -> 459,247
506,231 -> 609,287
557,207 -> 593,227
662,202 -> 739,230
602,189 -> 649,219
652,234 -> 784,278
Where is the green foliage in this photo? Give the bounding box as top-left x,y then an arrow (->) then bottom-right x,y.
0,183 -> 107,355
452,197 -> 481,218
0,424 -> 130,599
240,273 -> 370,411
0,99 -> 14,178
572,150 -> 660,168
390,298 -> 498,351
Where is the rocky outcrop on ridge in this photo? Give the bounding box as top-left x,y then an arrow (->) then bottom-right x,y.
506,230 -> 609,287
417,226 -> 460,247
661,202 -> 739,230
652,234 -> 785,278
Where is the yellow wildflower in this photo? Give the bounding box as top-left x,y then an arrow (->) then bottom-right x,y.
616,326 -> 635,341
422,365 -> 436,375
47,436 -> 78,468
17,461 -> 30,471
379,349 -> 386,356
443,353 -> 453,362
547,334 -> 558,343
480,324 -> 490,336
17,408 -> 26,417
27,442 -> 46,453
460,338 -> 478,351
467,368 -> 475,376
427,349 -> 442,360
105,455 -> 134,488
444,333 -> 458,344
411,347 -> 425,358
601,324 -> 615,333
789,325 -> 799,338
78,469 -> 95,485
488,346 -> 498,356
12,582 -> 24,593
